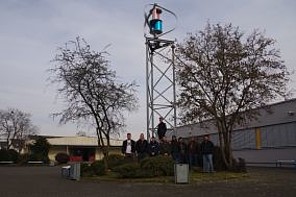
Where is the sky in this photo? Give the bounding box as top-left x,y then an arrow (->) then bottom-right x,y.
0,0 -> 295,139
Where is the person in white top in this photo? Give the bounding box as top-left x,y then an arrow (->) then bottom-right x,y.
121,133 -> 136,158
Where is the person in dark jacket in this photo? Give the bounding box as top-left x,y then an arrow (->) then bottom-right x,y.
200,135 -> 215,172
122,133 -> 136,160
135,133 -> 149,161
178,137 -> 188,163
157,117 -> 167,140
170,135 -> 179,163
159,137 -> 171,156
188,137 -> 200,169
148,136 -> 160,156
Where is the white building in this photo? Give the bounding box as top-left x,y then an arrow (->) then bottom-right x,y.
175,98 -> 296,165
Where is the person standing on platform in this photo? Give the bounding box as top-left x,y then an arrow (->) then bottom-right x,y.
157,117 -> 167,140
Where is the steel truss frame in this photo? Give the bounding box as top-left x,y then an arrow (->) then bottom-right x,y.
146,37 -> 176,140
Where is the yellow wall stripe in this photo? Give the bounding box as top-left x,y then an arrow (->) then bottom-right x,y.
255,128 -> 261,149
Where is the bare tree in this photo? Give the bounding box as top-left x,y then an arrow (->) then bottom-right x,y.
0,108 -> 38,152
175,23 -> 291,169
49,37 -> 138,168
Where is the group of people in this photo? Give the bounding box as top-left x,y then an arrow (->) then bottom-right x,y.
121,117 -> 215,173
121,133 -> 162,160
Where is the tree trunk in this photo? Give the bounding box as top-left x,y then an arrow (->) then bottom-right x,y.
96,127 -> 109,170
218,126 -> 234,170
102,147 -> 109,171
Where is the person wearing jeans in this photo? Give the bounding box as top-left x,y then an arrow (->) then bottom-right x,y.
201,135 -> 215,172
188,137 -> 200,169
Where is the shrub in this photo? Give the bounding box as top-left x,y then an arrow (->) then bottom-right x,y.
29,137 -> 50,164
0,149 -> 9,161
113,156 -> 175,178
90,160 -> 106,176
113,163 -> 143,178
212,146 -> 246,172
18,153 -> 30,165
213,146 -> 227,171
28,153 -> 49,164
80,161 -> 106,177
103,154 -> 125,170
8,149 -> 19,162
232,157 -> 247,173
55,152 -> 70,164
0,149 -> 20,162
140,155 -> 174,177
80,163 -> 93,177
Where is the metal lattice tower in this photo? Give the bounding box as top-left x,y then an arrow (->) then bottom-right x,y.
145,37 -> 176,140
144,3 -> 177,140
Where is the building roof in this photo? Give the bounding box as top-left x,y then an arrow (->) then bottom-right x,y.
176,98 -> 296,138
46,136 -> 123,147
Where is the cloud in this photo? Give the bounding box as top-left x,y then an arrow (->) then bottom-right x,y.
0,0 -> 295,138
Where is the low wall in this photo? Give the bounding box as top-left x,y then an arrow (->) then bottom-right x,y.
233,147 -> 296,167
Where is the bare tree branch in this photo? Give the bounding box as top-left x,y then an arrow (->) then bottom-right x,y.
0,108 -> 38,152
48,37 -> 138,168
175,23 -> 291,169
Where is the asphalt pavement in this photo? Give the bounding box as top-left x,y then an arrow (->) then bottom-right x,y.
0,166 -> 295,197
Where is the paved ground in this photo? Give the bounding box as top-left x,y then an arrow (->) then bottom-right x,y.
0,166 -> 295,197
